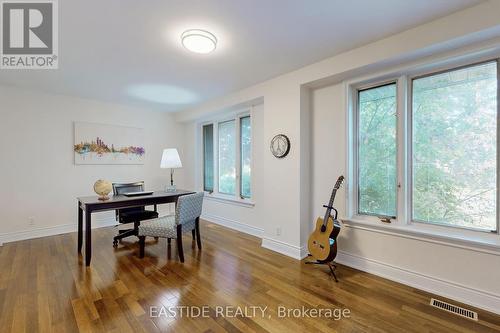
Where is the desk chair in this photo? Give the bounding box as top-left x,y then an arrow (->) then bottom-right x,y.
138,192 -> 204,262
112,181 -> 159,247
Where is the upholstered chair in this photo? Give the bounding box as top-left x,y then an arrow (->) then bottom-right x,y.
138,192 -> 204,262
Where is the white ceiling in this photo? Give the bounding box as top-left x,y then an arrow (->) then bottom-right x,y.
0,0 -> 484,112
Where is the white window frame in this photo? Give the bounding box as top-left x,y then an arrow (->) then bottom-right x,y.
352,79 -> 400,221
346,52 -> 500,251
199,110 -> 254,206
408,60 -> 500,233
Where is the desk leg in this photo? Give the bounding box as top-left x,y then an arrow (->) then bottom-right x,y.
85,211 -> 92,266
77,205 -> 83,253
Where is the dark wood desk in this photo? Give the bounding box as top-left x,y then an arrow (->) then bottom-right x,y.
77,190 -> 194,266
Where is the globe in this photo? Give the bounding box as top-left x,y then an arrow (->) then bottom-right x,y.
94,179 -> 112,201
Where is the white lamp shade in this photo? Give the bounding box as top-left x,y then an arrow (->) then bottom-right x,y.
160,148 -> 182,169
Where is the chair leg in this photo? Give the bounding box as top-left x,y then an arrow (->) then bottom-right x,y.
195,218 -> 201,250
191,229 -> 195,241
167,238 -> 171,245
139,236 -> 145,258
114,228 -> 136,246
176,225 -> 184,263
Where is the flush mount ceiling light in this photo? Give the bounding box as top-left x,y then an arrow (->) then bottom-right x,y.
181,29 -> 217,54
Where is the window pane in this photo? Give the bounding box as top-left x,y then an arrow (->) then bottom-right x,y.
218,120 -> 236,195
240,116 -> 251,198
358,83 -> 397,217
203,124 -> 214,192
412,62 -> 497,231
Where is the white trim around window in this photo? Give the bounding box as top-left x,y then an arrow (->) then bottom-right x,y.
346,51 -> 500,251
199,109 -> 254,207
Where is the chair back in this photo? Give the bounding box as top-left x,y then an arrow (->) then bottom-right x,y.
112,181 -> 145,219
175,192 -> 204,226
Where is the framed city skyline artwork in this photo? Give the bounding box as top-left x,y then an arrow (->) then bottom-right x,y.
74,122 -> 145,165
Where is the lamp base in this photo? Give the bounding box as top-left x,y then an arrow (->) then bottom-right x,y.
165,184 -> 177,193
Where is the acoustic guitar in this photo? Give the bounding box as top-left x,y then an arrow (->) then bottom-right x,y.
307,175 -> 344,263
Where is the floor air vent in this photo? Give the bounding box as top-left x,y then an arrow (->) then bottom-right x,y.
430,298 -> 478,321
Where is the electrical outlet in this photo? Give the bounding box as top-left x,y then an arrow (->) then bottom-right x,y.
28,217 -> 35,226
276,227 -> 281,236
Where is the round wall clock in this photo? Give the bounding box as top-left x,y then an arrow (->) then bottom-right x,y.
270,134 -> 290,158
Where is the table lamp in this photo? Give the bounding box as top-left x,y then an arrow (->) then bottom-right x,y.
160,148 -> 182,192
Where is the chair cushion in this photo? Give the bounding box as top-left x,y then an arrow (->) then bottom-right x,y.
138,215 -> 196,238
119,210 -> 158,223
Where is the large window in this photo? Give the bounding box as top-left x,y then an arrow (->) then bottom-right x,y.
357,83 -> 397,217
412,62 -> 497,231
202,113 -> 251,200
352,59 -> 498,233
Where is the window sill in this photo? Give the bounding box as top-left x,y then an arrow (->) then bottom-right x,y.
342,218 -> 500,256
204,193 -> 255,208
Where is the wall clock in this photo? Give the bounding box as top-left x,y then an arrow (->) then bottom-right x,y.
270,134 -> 290,158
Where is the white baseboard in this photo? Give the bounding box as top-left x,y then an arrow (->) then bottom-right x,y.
261,237 -> 308,260
336,250 -> 500,315
0,207 -> 174,246
201,214 -> 309,260
201,213 -> 264,238
300,245 -> 309,259
0,216 -> 118,245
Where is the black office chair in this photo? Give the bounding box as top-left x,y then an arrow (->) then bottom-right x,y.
112,181 -> 159,247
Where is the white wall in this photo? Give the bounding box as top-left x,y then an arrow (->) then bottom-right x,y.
174,1 -> 500,314
0,86 -> 185,243
310,83 -> 346,231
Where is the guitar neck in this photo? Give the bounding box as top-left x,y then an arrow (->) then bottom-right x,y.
321,176 -> 344,226
328,190 -> 337,208
323,189 -> 337,222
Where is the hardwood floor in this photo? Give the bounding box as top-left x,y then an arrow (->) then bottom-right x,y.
0,221 -> 499,333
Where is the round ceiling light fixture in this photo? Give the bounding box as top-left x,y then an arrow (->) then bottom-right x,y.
181,29 -> 217,54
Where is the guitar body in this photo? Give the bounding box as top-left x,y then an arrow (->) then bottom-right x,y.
308,216 -> 340,263
307,175 -> 344,263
